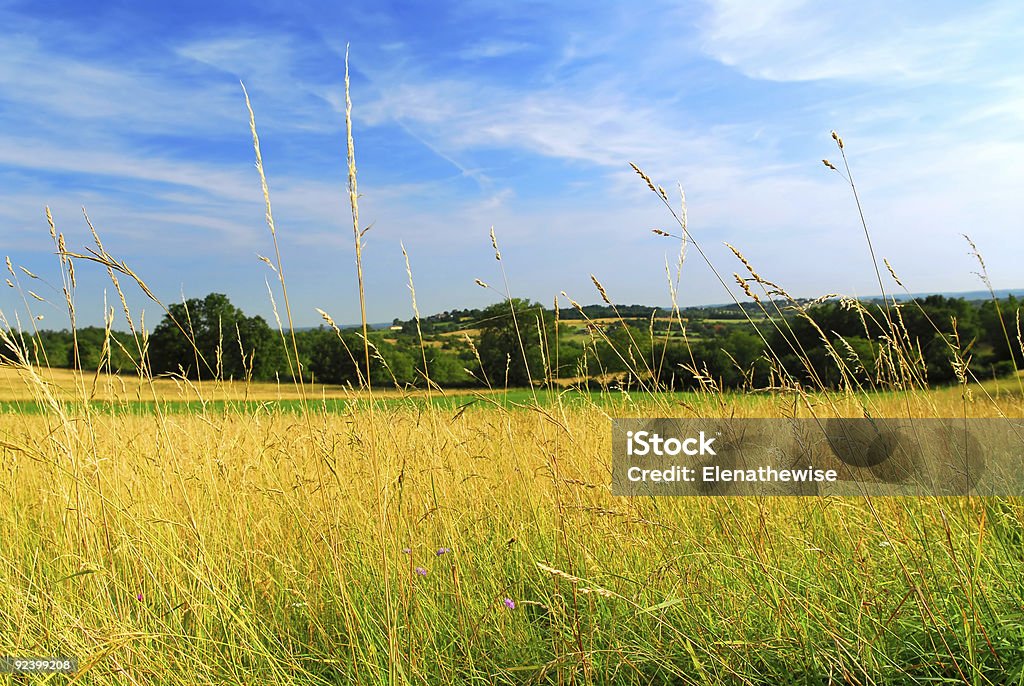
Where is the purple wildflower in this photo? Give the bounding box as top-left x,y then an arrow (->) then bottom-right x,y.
414,566 -> 428,576
436,547 -> 452,556
503,598 -> 515,610
136,593 -> 144,601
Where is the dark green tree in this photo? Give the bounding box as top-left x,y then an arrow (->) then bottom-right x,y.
978,296 -> 1021,366
305,327 -> 363,385
416,349 -> 472,387
147,293 -> 287,380
476,299 -> 554,387
304,327 -> 416,387
69,326 -> 137,372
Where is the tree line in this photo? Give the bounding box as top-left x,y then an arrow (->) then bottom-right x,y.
2,292 -> 1020,391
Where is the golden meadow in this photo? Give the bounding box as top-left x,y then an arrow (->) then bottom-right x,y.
2,61 -> 1024,685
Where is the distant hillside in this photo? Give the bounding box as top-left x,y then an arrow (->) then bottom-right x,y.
303,289 -> 1022,333
386,289 -> 1023,332
863,288 -> 1022,302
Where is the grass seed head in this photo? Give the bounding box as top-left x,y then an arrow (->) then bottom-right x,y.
884,258 -> 904,287
590,275 -> 611,305
489,227 -> 501,261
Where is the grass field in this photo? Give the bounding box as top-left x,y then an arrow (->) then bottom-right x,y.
3,364 -> 1024,684
3,75 -> 1024,685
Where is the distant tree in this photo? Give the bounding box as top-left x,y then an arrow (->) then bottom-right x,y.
416,349 -> 472,387
978,296 -> 1021,365
71,327 -> 109,371
475,299 -> 554,387
304,327 -> 414,387
1,329 -> 75,367
554,336 -> 585,381
147,293 -> 286,380
602,322 -> 670,379
305,327 -> 362,385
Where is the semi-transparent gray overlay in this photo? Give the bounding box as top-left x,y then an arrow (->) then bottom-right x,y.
611,418 -> 1024,496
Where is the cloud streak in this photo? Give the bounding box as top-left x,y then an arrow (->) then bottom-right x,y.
698,0 -> 1023,84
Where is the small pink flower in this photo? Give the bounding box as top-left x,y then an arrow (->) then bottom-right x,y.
503,598 -> 515,610
136,593 -> 144,601
414,566 -> 427,576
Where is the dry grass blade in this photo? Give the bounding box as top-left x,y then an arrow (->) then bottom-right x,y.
241,81 -> 304,391
344,46 -> 372,392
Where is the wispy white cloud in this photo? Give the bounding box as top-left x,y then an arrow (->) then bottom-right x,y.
0,135 -> 256,202
357,74 -> 731,180
174,34 -> 344,132
697,0 -> 1023,84
458,40 -> 533,60
0,36 -> 242,138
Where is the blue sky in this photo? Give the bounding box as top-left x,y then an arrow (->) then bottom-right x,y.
1,0 -> 1022,329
